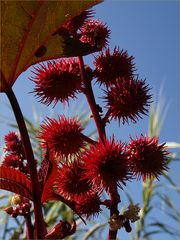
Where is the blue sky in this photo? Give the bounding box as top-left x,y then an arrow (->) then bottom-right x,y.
0,1 -> 179,239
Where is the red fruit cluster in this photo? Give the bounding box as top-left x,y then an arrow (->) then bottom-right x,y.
28,8 -> 169,224
39,115 -> 86,159
52,135 -> 168,216
2,132 -> 28,174
4,131 -> 23,153
81,138 -> 130,192
32,58 -> 82,106
80,19 -> 110,49
127,135 -> 169,180
55,161 -> 91,201
55,10 -> 93,36
104,78 -> 151,124
94,47 -> 135,86
92,47 -> 152,125
74,193 -> 102,218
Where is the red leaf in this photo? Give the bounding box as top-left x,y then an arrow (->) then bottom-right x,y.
45,220 -> 76,239
41,162 -> 86,224
41,161 -> 59,203
0,179 -> 32,200
0,166 -> 32,199
38,147 -> 52,190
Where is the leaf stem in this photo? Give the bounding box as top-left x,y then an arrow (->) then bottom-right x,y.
5,87 -> 46,239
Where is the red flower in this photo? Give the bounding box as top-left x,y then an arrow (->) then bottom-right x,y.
55,161 -> 92,201
82,138 -> 130,192
104,78 -> 151,124
4,132 -> 22,154
74,193 -> 102,218
32,58 -> 82,106
39,115 -> 86,159
94,48 -> 135,86
80,19 -> 110,50
127,135 -> 169,180
55,10 -> 94,36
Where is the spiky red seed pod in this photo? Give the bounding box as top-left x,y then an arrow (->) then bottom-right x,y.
55,10 -> 94,36
94,47 -> 135,86
127,135 -> 169,180
82,138 -> 130,192
104,78 -> 151,124
80,19 -> 110,50
45,220 -> 76,239
39,115 -> 85,159
4,132 -> 22,153
32,58 -> 82,106
74,193 -> 102,218
55,161 -> 91,201
2,154 -> 20,168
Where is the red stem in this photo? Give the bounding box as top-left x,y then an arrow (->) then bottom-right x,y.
5,87 -> 46,239
78,56 -> 106,141
108,186 -> 120,240
78,56 -> 119,240
25,214 -> 34,239
81,133 -> 97,145
108,230 -> 118,240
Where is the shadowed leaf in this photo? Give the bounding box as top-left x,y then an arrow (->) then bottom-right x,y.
38,146 -> 52,190
148,222 -> 178,236
0,166 -> 32,199
0,179 -> 32,200
0,0 -> 101,91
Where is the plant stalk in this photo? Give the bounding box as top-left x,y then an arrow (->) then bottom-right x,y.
5,87 -> 46,239
108,186 -> 120,240
78,56 -> 119,240
78,56 -> 106,141
25,214 -> 34,239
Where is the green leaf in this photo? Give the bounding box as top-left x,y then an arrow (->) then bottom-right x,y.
157,193 -> 180,218
163,173 -> 177,188
148,222 -> 178,236
124,190 -> 134,204
0,194 -> 9,200
0,0 -> 101,91
143,230 -> 162,238
82,223 -> 106,240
